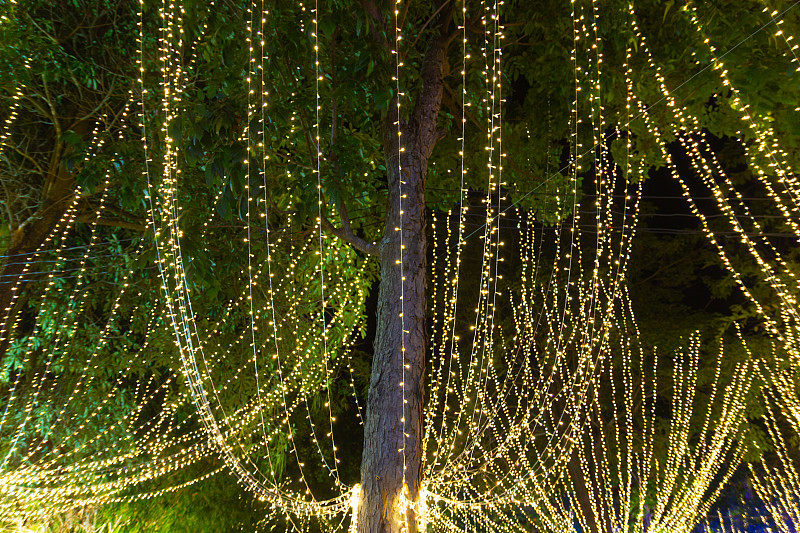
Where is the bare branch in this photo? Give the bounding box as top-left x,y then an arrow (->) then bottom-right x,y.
72,79 -> 116,127
2,142 -> 46,175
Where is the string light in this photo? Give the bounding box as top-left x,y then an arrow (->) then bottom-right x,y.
4,0 -> 800,529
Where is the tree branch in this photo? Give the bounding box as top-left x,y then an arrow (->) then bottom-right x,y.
405,2 -> 455,157
358,0 -> 392,52
3,142 -> 46,176
404,0 -> 452,59
442,80 -> 481,129
72,79 -> 116,128
320,201 -> 378,256
74,216 -> 148,232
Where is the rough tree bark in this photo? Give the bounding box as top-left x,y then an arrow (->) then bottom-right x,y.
356,16 -> 450,533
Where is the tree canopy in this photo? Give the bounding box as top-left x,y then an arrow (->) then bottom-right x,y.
1,0 -> 800,531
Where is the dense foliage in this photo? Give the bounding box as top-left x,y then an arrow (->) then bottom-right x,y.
1,0 -> 799,530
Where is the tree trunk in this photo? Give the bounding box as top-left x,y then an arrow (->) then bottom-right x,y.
568,445 -> 601,533
357,31 -> 448,533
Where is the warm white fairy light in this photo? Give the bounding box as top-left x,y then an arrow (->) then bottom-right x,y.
613,7 -> 800,528
0,111 -> 115,425
624,2 -> 800,368
0,205 -> 78,434
751,356 -> 800,532
5,0 -> 800,529
0,83 -> 22,151
310,0 -> 344,488
684,3 -> 800,213
110,0 -> 373,516
0,0 -> 305,521
0,186 -> 101,467
418,3 -> 760,531
0,62 -> 217,525
426,0 -> 470,475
